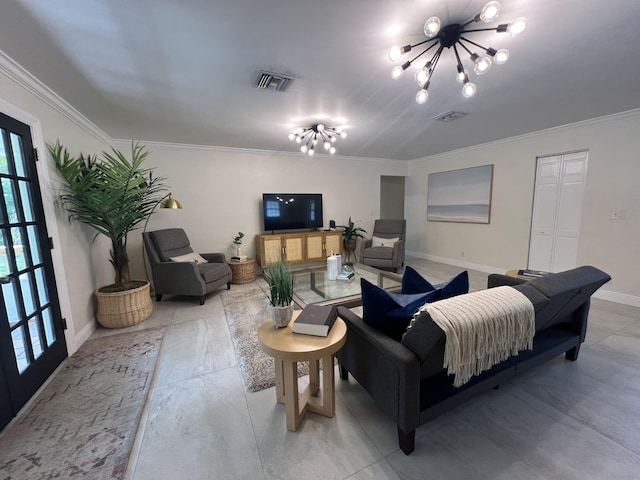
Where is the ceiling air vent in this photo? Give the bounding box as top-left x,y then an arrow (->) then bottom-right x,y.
255,70 -> 295,92
432,111 -> 468,122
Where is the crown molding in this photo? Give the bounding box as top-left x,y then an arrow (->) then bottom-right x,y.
110,138 -> 400,165
409,108 -> 640,163
0,50 -> 110,144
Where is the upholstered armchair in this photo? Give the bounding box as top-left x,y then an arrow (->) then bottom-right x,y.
143,228 -> 231,305
357,219 -> 406,272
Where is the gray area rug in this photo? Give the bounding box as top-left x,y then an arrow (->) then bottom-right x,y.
221,280 -> 309,392
0,326 -> 165,479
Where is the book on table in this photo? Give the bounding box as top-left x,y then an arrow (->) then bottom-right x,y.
231,254 -> 248,261
336,271 -> 355,282
293,304 -> 338,337
517,269 -> 550,278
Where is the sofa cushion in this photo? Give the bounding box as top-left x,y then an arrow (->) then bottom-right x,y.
402,267 -> 469,299
361,278 -> 441,340
198,262 -> 231,283
362,246 -> 395,260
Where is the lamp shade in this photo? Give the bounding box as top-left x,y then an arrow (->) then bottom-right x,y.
160,194 -> 182,209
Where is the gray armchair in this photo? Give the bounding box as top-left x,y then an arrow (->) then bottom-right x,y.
357,219 -> 406,272
143,228 -> 231,305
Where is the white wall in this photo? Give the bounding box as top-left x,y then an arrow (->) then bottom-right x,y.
0,55 -> 112,352
406,110 -> 640,305
126,143 -> 408,281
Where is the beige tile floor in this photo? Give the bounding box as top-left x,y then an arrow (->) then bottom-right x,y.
94,258 -> 640,480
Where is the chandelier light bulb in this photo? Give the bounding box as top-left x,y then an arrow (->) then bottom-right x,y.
329,147 -> 336,155
288,133 -> 295,141
300,145 -> 308,153
462,82 -> 477,98
507,17 -> 527,37
391,65 -> 405,79
324,141 -> 331,150
415,89 -> 429,104
331,136 -> 337,143
415,68 -> 429,86
316,123 -> 325,132
295,136 -> 302,144
308,148 -> 314,156
480,1 -> 501,23
388,45 -> 403,62
473,55 -> 492,75
424,16 -> 441,37
340,131 -> 347,138
456,66 -> 468,83
493,48 -> 509,65
313,137 -> 318,145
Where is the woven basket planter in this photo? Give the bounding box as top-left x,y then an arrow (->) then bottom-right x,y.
95,281 -> 153,328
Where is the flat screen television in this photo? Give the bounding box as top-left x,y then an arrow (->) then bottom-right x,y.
262,193 -> 323,232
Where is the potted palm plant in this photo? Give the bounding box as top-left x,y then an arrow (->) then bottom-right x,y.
337,216 -> 367,264
48,140 -> 167,328
264,257 -> 294,328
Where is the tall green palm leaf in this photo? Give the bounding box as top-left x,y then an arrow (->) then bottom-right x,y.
48,140 -> 167,288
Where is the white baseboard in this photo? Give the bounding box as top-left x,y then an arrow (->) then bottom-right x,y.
72,318 -> 98,354
406,252 -> 640,308
407,251 -> 504,275
592,289 -> 640,308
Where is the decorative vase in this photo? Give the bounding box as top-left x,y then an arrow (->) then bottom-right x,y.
95,281 -> 153,328
271,303 -> 294,328
236,245 -> 242,257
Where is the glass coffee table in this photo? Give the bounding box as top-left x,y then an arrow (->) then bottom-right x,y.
292,263 -> 401,308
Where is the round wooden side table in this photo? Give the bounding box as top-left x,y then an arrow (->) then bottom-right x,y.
257,310 -> 347,431
227,258 -> 256,284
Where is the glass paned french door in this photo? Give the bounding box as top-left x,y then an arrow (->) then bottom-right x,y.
0,111 -> 67,431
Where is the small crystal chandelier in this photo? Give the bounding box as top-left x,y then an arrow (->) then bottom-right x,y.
388,1 -> 527,104
288,123 -> 347,156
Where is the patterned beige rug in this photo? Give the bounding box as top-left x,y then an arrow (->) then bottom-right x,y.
221,280 -> 309,392
0,326 -> 165,479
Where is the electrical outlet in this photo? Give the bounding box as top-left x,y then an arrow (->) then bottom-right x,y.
611,209 -> 627,220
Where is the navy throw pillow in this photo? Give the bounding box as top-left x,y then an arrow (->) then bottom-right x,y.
435,271 -> 469,299
361,278 -> 441,340
401,266 -> 436,294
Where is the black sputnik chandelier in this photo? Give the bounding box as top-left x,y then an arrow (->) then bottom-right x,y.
388,1 -> 527,104
288,123 -> 347,156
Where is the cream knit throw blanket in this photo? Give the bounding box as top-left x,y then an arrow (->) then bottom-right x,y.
420,286 -> 535,387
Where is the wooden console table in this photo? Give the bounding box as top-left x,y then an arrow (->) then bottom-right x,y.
255,231 -> 343,267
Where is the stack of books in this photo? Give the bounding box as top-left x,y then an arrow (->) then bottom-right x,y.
231,254 -> 248,262
292,304 -> 338,337
336,270 -> 355,282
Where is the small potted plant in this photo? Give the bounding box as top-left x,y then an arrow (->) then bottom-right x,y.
232,231 -> 245,257
337,216 -> 367,264
264,257 -> 294,328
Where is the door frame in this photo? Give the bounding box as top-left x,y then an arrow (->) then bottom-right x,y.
0,98 -> 78,355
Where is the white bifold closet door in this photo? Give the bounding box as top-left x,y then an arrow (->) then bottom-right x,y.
528,151 -> 588,272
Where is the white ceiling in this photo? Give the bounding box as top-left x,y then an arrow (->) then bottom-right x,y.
1,0 -> 639,161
